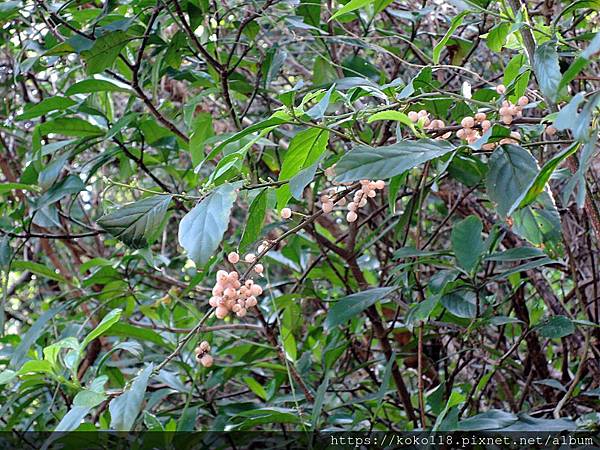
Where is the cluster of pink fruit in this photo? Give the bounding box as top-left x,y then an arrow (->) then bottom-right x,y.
195,340 -> 213,367
346,180 -> 385,223
209,253 -> 262,319
408,110 -> 452,139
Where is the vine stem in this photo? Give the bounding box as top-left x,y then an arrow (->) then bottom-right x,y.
154,308 -> 214,374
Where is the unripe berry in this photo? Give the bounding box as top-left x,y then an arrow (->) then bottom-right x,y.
347,211 -> 358,223
254,263 -> 264,274
517,96 -> 529,106
408,111 -> 419,122
227,252 -> 240,264
244,253 -> 256,263
461,116 -> 475,128
281,208 -> 292,219
475,112 -> 486,122
215,306 -> 229,319
200,354 -> 213,368
496,84 -> 506,94
321,202 -> 333,213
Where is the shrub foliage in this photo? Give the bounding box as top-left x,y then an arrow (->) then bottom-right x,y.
0,0 -> 599,432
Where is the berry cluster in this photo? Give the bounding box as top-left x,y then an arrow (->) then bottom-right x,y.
346,180 -> 385,223
408,110 -> 451,139
209,261 -> 262,319
456,112 -> 491,144
319,189 -> 346,214
195,340 -> 213,367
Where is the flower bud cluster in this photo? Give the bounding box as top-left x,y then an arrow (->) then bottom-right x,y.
195,340 -> 213,367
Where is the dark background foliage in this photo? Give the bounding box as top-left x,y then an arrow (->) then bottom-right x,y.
0,0 -> 599,433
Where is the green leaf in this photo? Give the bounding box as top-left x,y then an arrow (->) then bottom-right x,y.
38,118 -> 105,138
189,112 -> 214,168
441,291 -> 476,318
53,406 -> 91,432
325,287 -> 394,329
0,370 -> 16,385
451,215 -> 484,272
533,41 -> 561,102
330,0 -> 374,21
244,377 -> 268,400
233,407 -> 304,429
335,139 -> 455,182
65,79 -> 131,95
178,183 -> 237,265
277,128 -> 329,208
367,110 -> 416,132
305,85 -> 335,119
81,309 -> 122,349
516,143 -> 579,210
486,144 -> 538,217
97,195 -> 172,249
109,364 -> 153,431
0,182 -> 40,194
15,97 -> 77,121
486,22 -> 510,52
485,246 -> 546,261
82,31 -> 129,74
11,260 -> 67,283
433,11 -> 469,64
538,315 -> 575,339
240,189 -> 267,251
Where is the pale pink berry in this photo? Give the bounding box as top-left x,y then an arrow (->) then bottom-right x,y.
408,111 -> 419,122
245,279 -> 254,288
200,354 -> 213,368
496,84 -> 506,94
257,242 -> 268,253
200,341 -> 210,352
250,284 -> 263,296
546,125 -> 557,136
209,296 -> 219,307
236,308 -> 247,317
281,208 -> 292,219
337,197 -> 347,206
212,285 -> 224,296
481,120 -> 492,130
499,106 -> 510,116
321,202 -> 333,213
347,211 -> 358,223
374,180 -> 385,190
348,202 -> 357,212
418,109 -> 428,118
232,304 -> 241,313
254,264 -> 264,274
475,112 -> 486,122
367,190 -> 376,198
501,115 -> 513,125
246,296 -> 257,307
456,129 -> 466,139
224,287 -> 236,298
215,306 -> 229,319
358,198 -> 367,207
461,117 -> 475,128
244,253 -> 256,263
517,96 -> 529,106
227,252 -> 239,264
216,270 -> 228,282
228,271 -> 239,280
